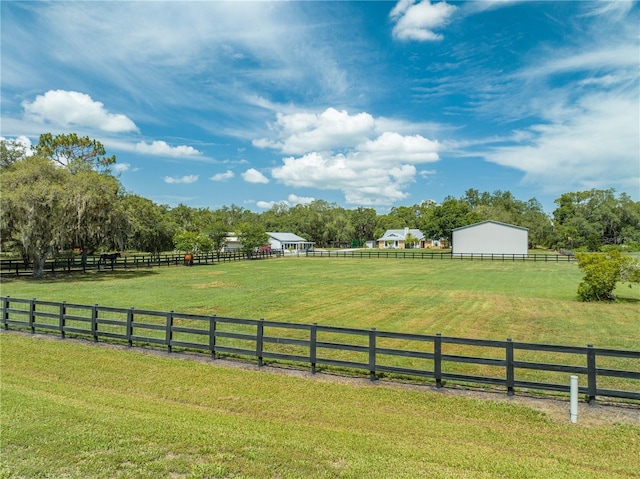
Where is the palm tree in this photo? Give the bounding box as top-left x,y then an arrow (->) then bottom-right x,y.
404,232 -> 418,249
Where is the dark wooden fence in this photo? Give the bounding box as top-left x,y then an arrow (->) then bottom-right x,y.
3,296 -> 638,403
0,251 -> 274,276
306,250 -> 575,261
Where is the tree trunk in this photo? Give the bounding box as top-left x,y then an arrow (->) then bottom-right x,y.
32,253 -> 46,279
81,249 -> 88,272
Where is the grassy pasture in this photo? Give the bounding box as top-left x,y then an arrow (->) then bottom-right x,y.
2,258 -> 640,477
2,256 -> 638,347
2,333 -> 639,479
2,257 -> 639,396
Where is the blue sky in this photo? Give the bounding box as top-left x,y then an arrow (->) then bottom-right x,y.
2,1 -> 638,214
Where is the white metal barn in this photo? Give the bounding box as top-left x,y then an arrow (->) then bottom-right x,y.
451,220 -> 528,256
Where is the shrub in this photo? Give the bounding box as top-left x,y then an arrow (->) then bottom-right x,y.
575,250 -> 640,301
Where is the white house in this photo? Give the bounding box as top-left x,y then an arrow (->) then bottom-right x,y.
377,228 -> 426,249
267,232 -> 314,251
451,220 -> 528,256
223,233 -> 243,252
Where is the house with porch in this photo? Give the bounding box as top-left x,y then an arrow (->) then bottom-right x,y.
377,228 -> 426,249
267,232 -> 315,252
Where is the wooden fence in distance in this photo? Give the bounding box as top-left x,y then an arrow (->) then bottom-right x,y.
2,296 -> 638,404
0,251 -> 274,276
306,250 -> 575,261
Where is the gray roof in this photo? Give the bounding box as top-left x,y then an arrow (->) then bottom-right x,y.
377,228 -> 425,241
451,220 -> 528,232
267,232 -> 313,243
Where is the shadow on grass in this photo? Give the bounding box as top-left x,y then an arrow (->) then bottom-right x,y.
616,296 -> 640,304
3,269 -> 160,284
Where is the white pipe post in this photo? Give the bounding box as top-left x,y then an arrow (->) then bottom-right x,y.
570,375 -> 578,423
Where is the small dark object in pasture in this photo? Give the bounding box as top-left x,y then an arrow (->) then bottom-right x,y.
99,252 -> 121,264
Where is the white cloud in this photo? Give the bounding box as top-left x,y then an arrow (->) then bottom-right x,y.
112,163 -> 131,173
134,140 -> 202,157
0,135 -> 35,156
390,0 -> 457,42
357,132 -> 440,164
288,194 -> 315,205
258,107 -> 441,205
255,194 -> 315,210
461,0 -> 519,15
242,168 -> 269,184
210,170 -> 235,181
254,108 -> 376,155
484,91 -> 639,194
164,175 -> 199,184
271,146 -> 432,206
22,90 -> 138,132
517,45 -> 639,80
255,200 -> 281,209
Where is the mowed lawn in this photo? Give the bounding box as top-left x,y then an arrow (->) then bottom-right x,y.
2,256 -> 639,348
2,333 -> 639,479
2,258 -> 640,478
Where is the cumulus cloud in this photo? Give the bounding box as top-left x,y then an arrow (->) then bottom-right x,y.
390,0 -> 457,42
112,163 -> 131,173
258,107 -> 441,205
22,90 -> 138,132
210,170 -> 235,181
357,132 -> 440,164
255,194 -> 315,210
134,140 -> 202,157
271,147 -> 432,206
288,194 -> 315,205
255,200 -> 282,209
254,108 -> 376,155
242,168 -> 269,184
164,175 -> 199,184
0,135 -> 34,156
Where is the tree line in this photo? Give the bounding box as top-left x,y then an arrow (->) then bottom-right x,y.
2,134 -> 639,278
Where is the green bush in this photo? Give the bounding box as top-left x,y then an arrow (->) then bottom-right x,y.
575,250 -> 640,301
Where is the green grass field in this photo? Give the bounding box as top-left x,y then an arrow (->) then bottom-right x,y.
2,333 -> 639,479
2,257 -> 639,348
2,257 -> 639,478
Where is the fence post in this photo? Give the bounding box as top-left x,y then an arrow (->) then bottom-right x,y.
209,315 -> 217,359
257,319 -> 264,367
435,333 -> 442,388
310,323 -> 317,374
59,302 -> 66,338
506,338 -> 514,396
126,307 -> 134,347
166,311 -> 174,352
3,296 -> 9,330
29,298 -> 36,334
369,328 -> 377,381
91,304 -> 98,342
587,344 -> 597,405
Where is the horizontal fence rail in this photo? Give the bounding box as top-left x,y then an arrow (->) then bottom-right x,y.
2,296 -> 638,403
306,250 -> 575,262
0,251 -> 275,276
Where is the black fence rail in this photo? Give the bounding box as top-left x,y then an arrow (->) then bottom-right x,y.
3,297 -> 638,403
0,251 -> 274,276
305,250 -> 575,261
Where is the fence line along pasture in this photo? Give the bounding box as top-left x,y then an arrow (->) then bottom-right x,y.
305,250 -> 575,261
3,296 -> 638,404
0,250 -> 275,276
0,250 -> 573,276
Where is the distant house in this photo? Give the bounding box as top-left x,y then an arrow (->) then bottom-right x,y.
451,220 -> 528,256
377,228 -> 426,249
267,232 -> 315,251
223,232 -> 243,252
